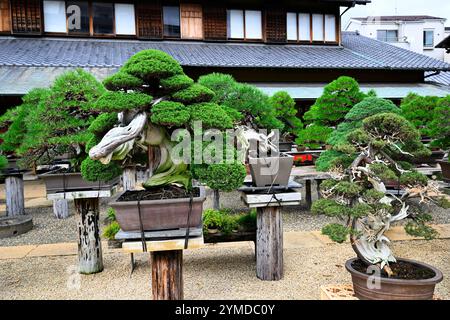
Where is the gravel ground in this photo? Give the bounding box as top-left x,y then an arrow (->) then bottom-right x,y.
1,187 -> 449,246
0,239 -> 448,300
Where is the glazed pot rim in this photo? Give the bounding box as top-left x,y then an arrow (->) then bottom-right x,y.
345,257 -> 443,285
109,186 -> 206,206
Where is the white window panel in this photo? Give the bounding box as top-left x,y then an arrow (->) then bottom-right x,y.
287,12 -> 297,41
245,10 -> 262,39
298,13 -> 311,41
312,14 -> 324,41
43,1 -> 66,33
227,10 -> 244,38
115,3 -> 136,35
325,14 -> 336,42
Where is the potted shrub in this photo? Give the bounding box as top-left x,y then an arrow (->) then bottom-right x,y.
269,91 -> 303,151
312,112 -> 445,300
87,50 -> 247,232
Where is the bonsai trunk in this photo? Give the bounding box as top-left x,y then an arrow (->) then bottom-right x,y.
5,175 -> 25,216
213,189 -> 220,210
122,167 -> 136,191
74,198 -> 103,274
151,250 -> 183,300
53,199 -> 69,219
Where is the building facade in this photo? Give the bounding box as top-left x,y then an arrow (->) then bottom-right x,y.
345,15 -> 448,61
0,1 -> 450,111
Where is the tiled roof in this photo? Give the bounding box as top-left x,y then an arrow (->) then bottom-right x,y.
352,15 -> 445,22
0,32 -> 449,71
426,71 -> 450,86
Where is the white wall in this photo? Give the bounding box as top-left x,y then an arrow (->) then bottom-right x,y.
345,18 -> 447,61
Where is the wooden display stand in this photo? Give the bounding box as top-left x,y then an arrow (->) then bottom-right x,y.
4,171 -> 25,217
240,182 -> 302,281
118,228 -> 204,300
47,187 -> 117,274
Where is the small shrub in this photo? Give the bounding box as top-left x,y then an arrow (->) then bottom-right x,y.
103,221 -> 120,240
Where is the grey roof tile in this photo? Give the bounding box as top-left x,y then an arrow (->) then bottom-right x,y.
0,32 -> 449,71
426,71 -> 450,86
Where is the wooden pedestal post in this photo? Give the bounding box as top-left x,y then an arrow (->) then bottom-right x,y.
5,175 -> 25,216
305,180 -> 312,209
256,207 -> 283,281
53,199 -> 69,219
151,250 -> 183,300
122,167 -> 136,191
74,198 -> 103,274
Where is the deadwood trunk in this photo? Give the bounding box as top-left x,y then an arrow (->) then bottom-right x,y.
5,175 -> 24,216
122,167 -> 136,191
151,250 -> 183,300
74,198 -> 103,274
53,199 -> 69,219
256,207 -> 283,281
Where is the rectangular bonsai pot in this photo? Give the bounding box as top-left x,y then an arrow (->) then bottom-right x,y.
39,171 -> 120,194
248,154 -> 294,187
109,186 -> 206,232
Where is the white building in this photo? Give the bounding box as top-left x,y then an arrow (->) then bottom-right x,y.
345,15 -> 448,61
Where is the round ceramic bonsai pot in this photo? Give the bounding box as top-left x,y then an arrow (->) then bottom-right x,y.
346,258 -> 443,300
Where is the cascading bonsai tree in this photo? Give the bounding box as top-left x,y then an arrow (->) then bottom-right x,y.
86,50 -> 246,207
297,76 -> 366,150
312,112 -> 444,275
269,91 -> 303,141
316,97 -> 403,171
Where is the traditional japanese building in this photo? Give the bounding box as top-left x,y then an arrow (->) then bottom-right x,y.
0,0 -> 450,111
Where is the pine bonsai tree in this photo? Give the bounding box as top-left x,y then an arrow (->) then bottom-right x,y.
400,93 -> 439,138
269,91 -> 303,139
303,76 -> 366,127
87,50 -> 246,207
429,95 -> 450,149
198,73 -> 284,131
313,112 -> 443,274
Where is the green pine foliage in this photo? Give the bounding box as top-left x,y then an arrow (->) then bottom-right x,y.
194,163 -> 247,192
314,149 -> 354,172
269,91 -> 303,136
189,102 -> 233,129
150,101 -> 190,127
429,95 -> 450,149
321,224 -> 350,243
171,83 -> 215,105
103,72 -> 144,91
80,157 -> 122,182
198,73 -> 284,130
160,74 -> 194,91
0,154 -> 7,171
88,113 -> 118,135
400,93 -> 439,137
103,221 -> 120,240
304,76 -> 366,126
94,91 -> 152,112
295,124 -> 333,149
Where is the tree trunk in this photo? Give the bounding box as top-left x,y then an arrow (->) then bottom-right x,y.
122,167 -> 136,191
5,175 -> 25,217
256,207 -> 283,281
213,189 -> 220,210
151,250 -> 183,300
53,199 -> 70,219
74,198 -> 103,274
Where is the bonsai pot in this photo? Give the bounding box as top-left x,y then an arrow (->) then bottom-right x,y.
110,186 -> 206,232
346,258 -> 443,300
278,142 -> 294,152
39,171 -> 120,194
248,154 -> 294,187
438,161 -> 450,181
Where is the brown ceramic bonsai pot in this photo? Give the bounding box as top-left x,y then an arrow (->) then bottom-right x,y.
248,154 -> 293,187
39,171 -> 120,194
346,258 -> 443,300
438,160 -> 450,181
109,186 -> 206,232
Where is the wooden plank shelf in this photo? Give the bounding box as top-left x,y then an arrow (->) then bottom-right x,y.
122,236 -> 204,253
116,227 -> 202,241
46,185 -> 118,200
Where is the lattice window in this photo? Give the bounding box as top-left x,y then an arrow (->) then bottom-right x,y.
265,9 -> 287,43
136,1 -> 163,39
203,5 -> 226,40
10,0 -> 42,34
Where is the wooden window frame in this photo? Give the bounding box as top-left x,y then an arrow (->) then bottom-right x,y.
227,8 -> 264,42
162,4 -> 181,39
286,11 -> 339,45
42,0 -> 138,39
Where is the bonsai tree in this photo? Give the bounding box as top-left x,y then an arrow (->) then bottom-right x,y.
198,73 -> 284,131
429,95 -> 450,150
312,112 -> 443,275
316,97 -> 401,171
269,91 -> 303,140
295,124 -> 333,150
400,93 -> 439,139
87,50 -> 246,208
303,76 -> 366,127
